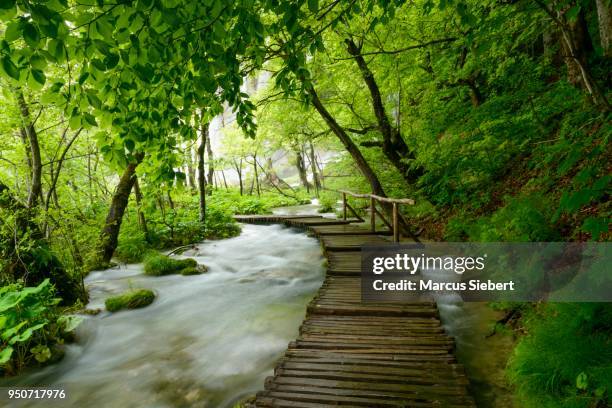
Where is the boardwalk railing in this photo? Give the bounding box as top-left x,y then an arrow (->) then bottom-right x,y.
339,189 -> 415,243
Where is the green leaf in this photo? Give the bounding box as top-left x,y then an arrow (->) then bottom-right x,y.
105,53 -> 120,69
0,346 -> 13,365
30,54 -> 47,70
23,22 -> 41,48
9,323 -> 47,344
91,58 -> 107,72
31,69 -> 46,86
95,19 -> 113,38
83,113 -> 97,127
69,114 -> 81,130
48,39 -> 65,62
57,315 -> 83,332
30,345 -> 51,363
1,321 -> 26,341
307,0 -> 318,13
4,20 -> 21,41
0,56 -> 20,80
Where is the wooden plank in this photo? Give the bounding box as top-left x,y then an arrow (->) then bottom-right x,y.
285,218 -> 356,227
308,224 -> 392,236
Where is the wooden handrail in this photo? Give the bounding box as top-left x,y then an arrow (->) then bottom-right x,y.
338,190 -> 415,205
335,189 -> 415,242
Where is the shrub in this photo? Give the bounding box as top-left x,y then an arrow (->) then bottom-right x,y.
317,191 -> 337,213
508,303 -> 612,407
143,254 -> 198,276
0,279 -> 82,375
105,289 -> 156,312
115,225 -> 150,263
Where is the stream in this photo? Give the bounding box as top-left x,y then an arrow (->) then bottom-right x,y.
2,202 -> 514,407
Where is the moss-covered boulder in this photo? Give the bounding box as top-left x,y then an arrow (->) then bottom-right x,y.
180,264 -> 208,276
143,254 -> 198,276
105,289 -> 155,312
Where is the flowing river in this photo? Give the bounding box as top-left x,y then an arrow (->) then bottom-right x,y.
2,223 -> 324,408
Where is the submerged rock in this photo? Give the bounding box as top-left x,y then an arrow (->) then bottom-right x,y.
144,253 -> 208,277
180,264 -> 208,276
105,289 -> 155,312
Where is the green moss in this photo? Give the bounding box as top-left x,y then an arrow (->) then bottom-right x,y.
180,265 -> 207,276
105,289 -> 155,312
143,254 -> 198,276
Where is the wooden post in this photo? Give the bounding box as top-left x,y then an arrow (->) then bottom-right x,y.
370,196 -> 375,232
342,192 -> 347,220
392,202 -> 399,243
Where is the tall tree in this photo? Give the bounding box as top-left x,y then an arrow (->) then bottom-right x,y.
206,136 -> 214,192
15,91 -> 42,208
93,153 -> 143,267
294,145 -> 311,192
345,38 -> 421,184
307,85 -> 387,197
534,0 -> 610,109
308,140 -> 321,196
198,121 -> 208,224
133,177 -> 148,235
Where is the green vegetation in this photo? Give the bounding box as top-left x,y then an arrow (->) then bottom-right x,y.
105,289 -> 156,313
143,254 -> 198,277
0,279 -> 81,375
508,304 -> 612,407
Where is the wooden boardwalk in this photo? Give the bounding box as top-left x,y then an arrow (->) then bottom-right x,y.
235,214 -> 475,407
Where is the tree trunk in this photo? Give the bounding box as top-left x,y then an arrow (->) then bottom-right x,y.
345,38 -> 422,184
87,153 -> 95,208
186,145 -> 196,190
15,90 -> 43,208
295,147 -> 311,192
133,177 -> 148,235
264,157 -> 281,186
94,154 -> 143,266
45,128 -> 82,211
234,158 -> 244,195
221,169 -> 229,190
536,0 -> 609,109
18,128 -> 32,192
308,85 -> 387,197
198,121 -> 208,224
206,134 -> 214,193
308,140 -> 321,196
253,155 -> 261,197
596,0 -> 612,56
561,8 -> 593,86
167,191 -> 175,210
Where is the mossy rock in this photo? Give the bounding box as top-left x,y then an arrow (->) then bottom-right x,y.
180,264 -> 208,276
143,254 -> 198,276
105,289 -> 155,312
